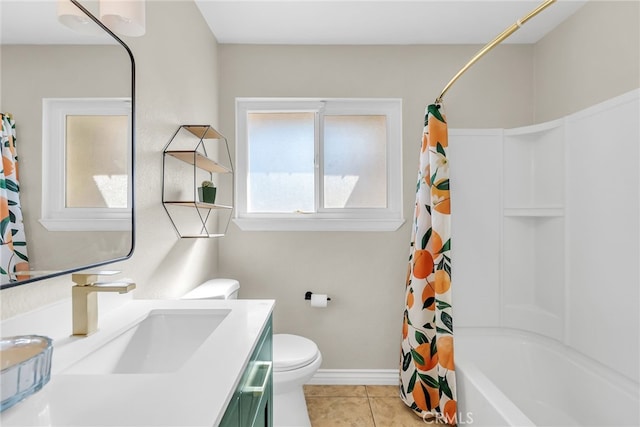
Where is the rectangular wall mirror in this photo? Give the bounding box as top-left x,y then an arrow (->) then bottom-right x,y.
0,0 -> 135,288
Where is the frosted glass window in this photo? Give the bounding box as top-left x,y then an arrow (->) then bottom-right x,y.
323,115 -> 387,209
235,98 -> 403,231
41,98 -> 132,231
247,113 -> 315,212
66,115 -> 129,208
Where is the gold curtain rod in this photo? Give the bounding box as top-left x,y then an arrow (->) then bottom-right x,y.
435,0 -> 556,104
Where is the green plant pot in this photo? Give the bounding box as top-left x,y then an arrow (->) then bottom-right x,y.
198,187 -> 217,204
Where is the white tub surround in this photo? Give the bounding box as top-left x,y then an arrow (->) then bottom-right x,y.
449,89 -> 639,425
450,90 -> 639,367
455,328 -> 639,427
0,297 -> 274,426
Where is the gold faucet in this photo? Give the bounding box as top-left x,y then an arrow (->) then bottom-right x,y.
71,271 -> 136,336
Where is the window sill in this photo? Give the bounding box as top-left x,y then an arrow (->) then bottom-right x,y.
233,217 -> 405,232
39,218 -> 132,232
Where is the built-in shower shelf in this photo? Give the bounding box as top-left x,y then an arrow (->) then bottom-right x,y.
502,116 -> 565,340
503,207 -> 564,217
503,118 -> 563,136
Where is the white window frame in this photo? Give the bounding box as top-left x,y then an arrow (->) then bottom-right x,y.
40,98 -> 132,231
235,98 -> 404,231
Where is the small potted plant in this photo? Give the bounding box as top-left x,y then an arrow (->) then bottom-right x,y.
198,180 -> 217,204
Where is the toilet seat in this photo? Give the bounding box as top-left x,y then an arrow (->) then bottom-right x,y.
273,334 -> 319,372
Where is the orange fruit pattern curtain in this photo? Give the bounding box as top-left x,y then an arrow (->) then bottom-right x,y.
400,104 -> 457,424
1,113 -> 30,285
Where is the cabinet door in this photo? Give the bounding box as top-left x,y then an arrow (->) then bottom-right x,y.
251,381 -> 272,427
221,317 -> 273,427
219,396 -> 240,427
240,361 -> 272,426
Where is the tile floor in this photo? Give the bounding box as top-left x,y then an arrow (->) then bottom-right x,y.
303,385 -> 451,427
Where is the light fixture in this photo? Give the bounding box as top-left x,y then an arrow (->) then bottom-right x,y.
100,0 -> 146,37
57,0 -> 145,37
56,0 -> 103,35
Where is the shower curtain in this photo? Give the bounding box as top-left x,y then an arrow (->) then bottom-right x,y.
1,113 -> 30,284
400,104 -> 457,424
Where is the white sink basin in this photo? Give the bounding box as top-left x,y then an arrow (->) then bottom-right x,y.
64,309 -> 230,374
0,299 -> 275,427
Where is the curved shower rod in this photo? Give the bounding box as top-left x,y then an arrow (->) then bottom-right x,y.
435,0 -> 556,104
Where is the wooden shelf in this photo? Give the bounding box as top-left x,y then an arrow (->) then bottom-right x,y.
165,151 -> 232,174
164,201 -> 233,210
183,125 -> 225,140
181,233 -> 226,238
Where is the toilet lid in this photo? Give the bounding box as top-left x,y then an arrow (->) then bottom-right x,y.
273,334 -> 319,372
181,279 -> 239,300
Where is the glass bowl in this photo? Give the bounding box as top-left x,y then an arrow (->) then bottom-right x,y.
1,335 -> 53,412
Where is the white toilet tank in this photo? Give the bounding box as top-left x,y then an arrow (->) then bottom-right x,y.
181,279 -> 240,300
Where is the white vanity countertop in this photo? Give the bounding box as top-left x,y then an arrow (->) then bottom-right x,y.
0,298 -> 275,426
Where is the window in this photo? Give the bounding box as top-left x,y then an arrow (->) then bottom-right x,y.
235,98 -> 403,231
41,98 -> 132,231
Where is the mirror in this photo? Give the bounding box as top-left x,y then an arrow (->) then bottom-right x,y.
0,0 -> 135,288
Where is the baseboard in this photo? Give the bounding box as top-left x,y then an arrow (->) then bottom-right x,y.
308,369 -> 399,385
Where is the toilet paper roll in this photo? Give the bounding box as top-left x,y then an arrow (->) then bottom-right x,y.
310,293 -> 328,308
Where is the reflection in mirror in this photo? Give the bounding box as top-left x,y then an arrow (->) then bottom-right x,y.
40,97 -> 132,231
0,0 -> 135,288
66,115 -> 129,208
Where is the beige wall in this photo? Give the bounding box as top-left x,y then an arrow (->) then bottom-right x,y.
217,44 -> 534,369
1,0 -> 220,318
533,0 -> 640,121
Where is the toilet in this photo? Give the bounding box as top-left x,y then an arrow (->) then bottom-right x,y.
182,279 -> 322,427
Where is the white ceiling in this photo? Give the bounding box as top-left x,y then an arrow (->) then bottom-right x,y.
1,0 -> 588,46
1,0 -> 114,45
194,0 -> 588,45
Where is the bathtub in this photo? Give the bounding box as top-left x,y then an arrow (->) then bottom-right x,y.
454,328 -> 640,426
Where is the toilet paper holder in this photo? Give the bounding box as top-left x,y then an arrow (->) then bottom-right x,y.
305,291 -> 331,301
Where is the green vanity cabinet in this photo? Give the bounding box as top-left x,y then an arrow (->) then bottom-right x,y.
219,396 -> 240,427
219,317 -> 273,427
